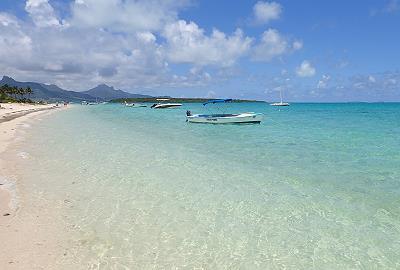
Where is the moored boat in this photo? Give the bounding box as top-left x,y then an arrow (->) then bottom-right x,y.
186,99 -> 263,124
187,112 -> 262,124
270,102 -> 290,106
270,88 -> 290,106
151,99 -> 182,109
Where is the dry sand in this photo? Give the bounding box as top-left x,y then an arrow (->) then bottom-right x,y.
0,103 -> 75,269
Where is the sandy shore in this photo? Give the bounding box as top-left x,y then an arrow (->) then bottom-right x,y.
0,103 -> 71,269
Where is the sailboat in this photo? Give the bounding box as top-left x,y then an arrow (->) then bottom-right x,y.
270,88 -> 289,106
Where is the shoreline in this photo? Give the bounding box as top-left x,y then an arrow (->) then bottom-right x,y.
0,103 -> 70,269
0,103 -> 62,217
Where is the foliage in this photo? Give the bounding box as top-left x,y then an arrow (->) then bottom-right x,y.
0,84 -> 34,103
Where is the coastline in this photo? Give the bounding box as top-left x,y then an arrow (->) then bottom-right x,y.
0,103 -> 70,269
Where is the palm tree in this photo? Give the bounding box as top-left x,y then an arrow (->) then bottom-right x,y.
19,87 -> 25,100
26,86 -> 33,100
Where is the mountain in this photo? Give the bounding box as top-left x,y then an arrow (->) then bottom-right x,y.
0,76 -> 96,102
82,84 -> 151,100
0,76 -> 151,102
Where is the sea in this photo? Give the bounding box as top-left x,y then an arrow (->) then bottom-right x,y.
10,102 -> 400,269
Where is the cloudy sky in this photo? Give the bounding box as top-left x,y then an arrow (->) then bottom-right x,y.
0,0 -> 399,101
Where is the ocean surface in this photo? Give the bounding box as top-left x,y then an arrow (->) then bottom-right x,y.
12,103 -> 400,269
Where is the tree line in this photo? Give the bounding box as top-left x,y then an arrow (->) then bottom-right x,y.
0,84 -> 33,102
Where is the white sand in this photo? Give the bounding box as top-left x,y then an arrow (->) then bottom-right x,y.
0,103 -> 73,269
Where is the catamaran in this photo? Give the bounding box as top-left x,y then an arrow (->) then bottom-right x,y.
270,88 -> 289,106
151,99 -> 182,109
186,99 -> 263,124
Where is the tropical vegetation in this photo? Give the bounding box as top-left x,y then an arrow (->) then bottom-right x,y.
0,84 -> 34,103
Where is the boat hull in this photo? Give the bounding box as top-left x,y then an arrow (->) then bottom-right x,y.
187,113 -> 262,124
270,102 -> 289,106
153,103 -> 182,109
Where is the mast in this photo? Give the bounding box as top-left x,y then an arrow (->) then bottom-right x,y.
280,88 -> 283,104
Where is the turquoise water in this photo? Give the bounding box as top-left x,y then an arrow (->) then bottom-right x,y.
14,103 -> 400,269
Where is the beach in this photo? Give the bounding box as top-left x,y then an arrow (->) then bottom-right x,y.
0,102 -> 399,269
0,103 -> 70,269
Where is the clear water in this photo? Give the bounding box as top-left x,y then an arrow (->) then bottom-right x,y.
14,103 -> 400,269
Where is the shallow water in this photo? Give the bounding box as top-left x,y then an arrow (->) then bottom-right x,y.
14,103 -> 400,269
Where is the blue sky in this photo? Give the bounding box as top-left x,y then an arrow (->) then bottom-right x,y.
0,0 -> 399,101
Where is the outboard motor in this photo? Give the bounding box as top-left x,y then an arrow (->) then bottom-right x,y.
151,103 -> 157,108
186,110 -> 192,116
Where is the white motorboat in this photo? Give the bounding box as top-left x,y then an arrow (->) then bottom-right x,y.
186,99 -> 263,124
81,101 -> 89,105
151,99 -> 182,109
270,88 -> 289,106
187,112 -> 262,124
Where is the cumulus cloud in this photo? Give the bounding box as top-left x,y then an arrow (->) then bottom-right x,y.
252,29 -> 302,61
253,1 -> 282,24
0,0 -> 303,94
163,20 -> 253,67
25,0 -> 61,27
70,0 -> 190,32
296,60 -> 316,77
0,13 -> 32,64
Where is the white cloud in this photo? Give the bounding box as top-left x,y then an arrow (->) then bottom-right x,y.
296,60 -> 316,77
70,0 -> 189,32
25,0 -> 61,27
0,13 -> 32,64
292,40 -> 303,50
0,0 -> 304,95
317,74 -> 330,89
253,1 -> 282,24
0,13 -> 19,27
0,1 -> 229,90
163,20 -> 253,67
252,29 -> 302,61
368,75 -> 376,83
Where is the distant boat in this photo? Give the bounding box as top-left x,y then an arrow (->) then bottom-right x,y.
81,101 -> 89,105
151,99 -> 182,109
270,88 -> 289,106
186,99 -> 263,124
124,101 -> 146,108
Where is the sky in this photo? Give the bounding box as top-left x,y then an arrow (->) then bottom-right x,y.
0,0 -> 399,101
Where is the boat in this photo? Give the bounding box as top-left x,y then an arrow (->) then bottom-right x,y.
186,99 -> 263,124
270,88 -> 289,106
124,101 -> 147,108
81,101 -> 89,105
87,98 -> 101,105
151,99 -> 182,109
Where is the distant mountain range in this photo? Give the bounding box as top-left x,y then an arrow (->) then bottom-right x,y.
0,76 -> 152,102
